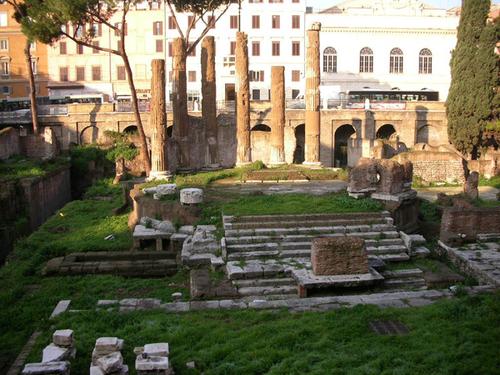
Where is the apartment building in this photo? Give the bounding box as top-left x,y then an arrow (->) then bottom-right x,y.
47,0 -> 306,102
0,3 -> 49,103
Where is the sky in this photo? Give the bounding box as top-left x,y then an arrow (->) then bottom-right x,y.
306,0 -> 500,10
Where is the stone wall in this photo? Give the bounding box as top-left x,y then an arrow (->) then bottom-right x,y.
0,127 -> 20,160
394,150 -> 466,183
440,206 -> 500,245
311,237 -> 369,275
0,165 -> 71,263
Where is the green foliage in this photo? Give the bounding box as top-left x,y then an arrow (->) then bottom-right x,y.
446,0 -> 498,157
419,199 -> 442,224
479,175 -> 500,189
103,131 -> 139,162
69,144 -> 110,180
0,155 -> 69,182
168,0 -> 232,16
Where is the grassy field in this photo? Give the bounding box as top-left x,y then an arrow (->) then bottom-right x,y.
24,292 -> 500,375
0,155 -> 69,182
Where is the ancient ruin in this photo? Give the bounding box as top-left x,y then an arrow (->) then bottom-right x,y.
172,38 -> 189,169
270,66 -> 286,165
235,32 -> 251,165
90,337 -> 128,375
311,237 -> 369,276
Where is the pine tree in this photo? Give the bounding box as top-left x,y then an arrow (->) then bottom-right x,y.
446,0 -> 497,158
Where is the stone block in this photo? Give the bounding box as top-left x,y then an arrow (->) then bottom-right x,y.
94,337 -> 124,354
143,343 -> 169,357
52,330 -> 73,347
22,362 -> 70,375
311,237 -> 369,276
96,352 -> 123,374
180,188 -> 204,205
136,355 -> 169,371
42,344 -> 73,363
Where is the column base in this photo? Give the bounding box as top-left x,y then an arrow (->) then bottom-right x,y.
235,161 -> 253,167
268,161 -> 287,167
202,164 -> 222,171
301,161 -> 323,169
147,171 -> 173,182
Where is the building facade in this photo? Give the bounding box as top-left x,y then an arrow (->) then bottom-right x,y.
0,3 -> 49,103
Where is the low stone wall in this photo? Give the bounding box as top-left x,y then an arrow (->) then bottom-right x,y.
440,206 -> 500,245
394,151 -> 466,183
0,127 -> 20,160
0,165 -> 71,263
20,127 -> 59,160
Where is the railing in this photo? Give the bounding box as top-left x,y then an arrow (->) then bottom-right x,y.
38,105 -> 69,116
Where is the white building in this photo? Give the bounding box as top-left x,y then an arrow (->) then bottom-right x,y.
308,0 -> 459,101
46,0 -> 306,103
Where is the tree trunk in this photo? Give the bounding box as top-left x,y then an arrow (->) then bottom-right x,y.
121,51 -> 151,175
24,40 -> 39,134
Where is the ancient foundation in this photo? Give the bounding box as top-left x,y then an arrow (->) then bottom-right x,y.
311,237 -> 369,276
304,23 -> 321,166
270,66 -> 286,165
172,38 -> 189,169
235,32 -> 251,165
201,36 -> 219,169
149,59 -> 170,180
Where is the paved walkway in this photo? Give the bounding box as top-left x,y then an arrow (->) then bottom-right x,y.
416,186 -> 499,201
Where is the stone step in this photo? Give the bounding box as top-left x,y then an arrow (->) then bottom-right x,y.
227,249 -> 311,261
383,277 -> 427,289
365,238 -> 405,247
225,218 -> 388,230
366,245 -> 409,255
225,231 -> 401,245
381,268 -> 424,279
237,285 -> 298,297
223,212 -> 390,225
226,260 -> 287,280
234,277 -> 295,288
225,224 -> 396,238
377,253 -> 410,262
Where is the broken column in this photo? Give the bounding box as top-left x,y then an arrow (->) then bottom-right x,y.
90,337 -> 128,375
172,38 -> 190,170
304,22 -> 321,166
135,343 -> 172,375
270,66 -> 286,165
201,36 -> 219,169
235,32 -> 251,165
149,59 -> 171,180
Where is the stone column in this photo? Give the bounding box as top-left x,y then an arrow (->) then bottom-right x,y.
235,32 -> 251,165
304,22 -> 321,166
172,37 -> 190,169
270,66 -> 286,165
201,36 -> 219,169
149,59 -> 171,180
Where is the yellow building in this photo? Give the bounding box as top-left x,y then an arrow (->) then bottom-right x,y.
0,3 -> 49,104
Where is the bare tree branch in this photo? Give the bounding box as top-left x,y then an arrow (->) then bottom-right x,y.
166,0 -> 185,40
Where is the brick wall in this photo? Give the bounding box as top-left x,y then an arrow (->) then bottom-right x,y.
0,127 -> 20,160
440,207 -> 500,245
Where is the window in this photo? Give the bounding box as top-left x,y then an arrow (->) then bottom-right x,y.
153,21 -> 163,35
92,41 -> 100,54
168,16 -> 177,29
31,59 -> 37,75
156,39 -> 163,53
252,41 -> 260,56
188,16 -> 196,29
75,25 -> 83,38
60,42 -> 67,55
291,70 -> 300,82
59,67 -> 69,81
252,89 -> 260,100
230,15 -> 238,29
292,89 -> 300,99
1,86 -> 11,95
269,0 -> 283,2
323,47 -> 337,73
292,15 -> 300,29
117,65 -> 126,80
272,15 -> 280,29
0,60 -> 9,76
292,41 -> 300,56
250,70 -> 265,82
230,41 -> 236,55
389,47 -> 403,73
208,16 -> 215,29
359,47 -> 373,73
272,41 -> 280,56
0,39 -> 8,51
419,48 -> 432,74
77,44 -> 84,55
76,66 -> 85,81
252,15 -> 260,29
188,71 -> 196,82
90,23 -> 102,37
92,66 -> 101,81
0,13 -> 8,27
168,42 -> 173,57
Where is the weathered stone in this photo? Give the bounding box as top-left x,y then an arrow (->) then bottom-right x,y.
143,343 -> 169,357
155,184 -> 177,196
270,66 -> 286,165
42,344 -> 72,363
52,330 -> 73,347
96,352 -> 123,374
50,300 -> 71,319
311,237 -> 369,275
180,188 -> 203,205
304,23 -> 321,165
464,171 -> 479,200
171,292 -> 182,301
139,217 -> 175,234
172,37 -> 189,168
136,355 -> 169,371
235,31 -> 251,165
22,362 -> 70,375
95,337 -> 123,354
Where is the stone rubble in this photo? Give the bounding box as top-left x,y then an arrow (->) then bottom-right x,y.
133,217 -> 175,251
21,362 -> 70,375
134,343 -> 172,375
181,225 -> 224,267
142,184 -> 177,200
180,188 -> 204,205
90,337 -> 128,375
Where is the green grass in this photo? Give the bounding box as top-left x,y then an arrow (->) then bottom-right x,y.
479,175 -> 500,189
0,155 -> 69,182
23,292 -> 500,375
418,199 -> 442,223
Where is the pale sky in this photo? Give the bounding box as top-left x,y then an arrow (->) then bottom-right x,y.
306,0 -> 500,11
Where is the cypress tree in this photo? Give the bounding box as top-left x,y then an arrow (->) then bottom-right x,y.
446,0 -> 497,158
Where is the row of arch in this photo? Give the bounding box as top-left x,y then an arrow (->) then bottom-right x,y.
323,47 -> 433,74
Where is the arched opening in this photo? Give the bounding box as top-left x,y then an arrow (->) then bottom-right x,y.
376,124 -> 396,140
166,125 -> 173,138
123,125 -> 138,134
293,124 -> 305,164
334,124 -> 356,167
416,125 -> 439,146
250,124 -> 271,164
79,125 -> 99,145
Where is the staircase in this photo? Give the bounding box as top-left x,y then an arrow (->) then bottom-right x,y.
223,212 -> 427,299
